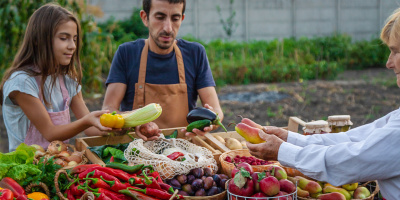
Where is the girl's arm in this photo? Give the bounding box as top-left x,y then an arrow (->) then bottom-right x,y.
69,92 -> 110,136
12,91 -> 110,141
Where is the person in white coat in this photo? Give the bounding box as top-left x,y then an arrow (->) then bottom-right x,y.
247,8 -> 400,200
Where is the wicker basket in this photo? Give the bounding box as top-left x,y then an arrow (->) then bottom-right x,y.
219,149 -> 279,178
54,169 -> 74,200
297,181 -> 380,200
25,182 -> 50,197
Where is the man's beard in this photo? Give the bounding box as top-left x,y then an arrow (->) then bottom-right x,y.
151,31 -> 175,50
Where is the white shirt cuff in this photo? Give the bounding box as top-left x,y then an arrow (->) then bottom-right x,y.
287,131 -> 309,147
278,142 -> 302,169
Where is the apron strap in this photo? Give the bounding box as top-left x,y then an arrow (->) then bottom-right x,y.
136,39 -> 185,108
34,75 -> 70,105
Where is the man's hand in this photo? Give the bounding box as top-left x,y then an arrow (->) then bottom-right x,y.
247,129 -> 284,161
182,104 -> 216,137
135,124 -> 162,141
262,126 -> 289,142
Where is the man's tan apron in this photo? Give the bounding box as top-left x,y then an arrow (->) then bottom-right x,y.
132,39 -> 189,129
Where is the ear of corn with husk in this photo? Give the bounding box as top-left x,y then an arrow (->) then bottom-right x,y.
121,103 -> 162,128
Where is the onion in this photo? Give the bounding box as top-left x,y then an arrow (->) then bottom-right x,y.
68,161 -> 78,167
57,151 -> 70,158
47,141 -> 68,155
31,144 -> 45,153
71,150 -> 84,158
65,155 -> 82,163
54,158 -> 67,167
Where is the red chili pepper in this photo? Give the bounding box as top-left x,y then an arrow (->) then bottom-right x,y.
70,183 -> 84,197
142,172 -> 161,190
100,176 -> 134,192
70,164 -> 102,174
81,170 -> 119,182
94,192 -> 112,200
0,189 -> 14,200
83,177 -> 112,190
109,156 -> 115,163
128,175 -> 143,185
118,189 -> 159,200
65,189 -> 76,200
0,177 -> 26,198
166,152 -> 185,160
129,187 -> 184,200
159,182 -> 175,194
15,195 -> 29,200
90,166 -> 132,182
148,171 -> 163,183
86,185 -> 130,200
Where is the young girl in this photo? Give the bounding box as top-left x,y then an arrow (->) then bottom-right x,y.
0,3 -> 112,152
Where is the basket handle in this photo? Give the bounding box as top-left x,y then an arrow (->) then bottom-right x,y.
25,182 -> 50,197
169,189 -> 180,200
54,170 -> 73,200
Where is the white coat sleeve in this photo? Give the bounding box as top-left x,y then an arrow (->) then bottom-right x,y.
278,109 -> 400,186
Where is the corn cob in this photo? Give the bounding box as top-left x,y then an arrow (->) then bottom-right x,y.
121,103 -> 162,128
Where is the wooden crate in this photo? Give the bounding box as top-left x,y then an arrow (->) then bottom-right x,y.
76,127 -> 224,171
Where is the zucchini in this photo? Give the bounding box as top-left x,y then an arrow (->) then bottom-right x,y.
106,163 -> 144,174
186,119 -> 212,132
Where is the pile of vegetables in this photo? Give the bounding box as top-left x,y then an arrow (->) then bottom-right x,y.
32,141 -> 85,168
60,164 -> 184,200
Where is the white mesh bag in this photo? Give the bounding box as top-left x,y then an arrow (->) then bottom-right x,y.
124,138 -> 218,179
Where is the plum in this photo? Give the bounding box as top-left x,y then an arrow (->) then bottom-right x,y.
182,184 -> 194,196
203,177 -> 214,190
204,167 -> 214,177
195,188 -> 206,196
187,175 -> 195,184
176,174 -> 187,185
191,179 -> 204,191
206,186 -> 220,196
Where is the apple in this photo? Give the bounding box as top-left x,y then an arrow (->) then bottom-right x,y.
249,192 -> 267,200
259,175 -> 280,196
228,177 -> 255,197
251,172 -> 261,192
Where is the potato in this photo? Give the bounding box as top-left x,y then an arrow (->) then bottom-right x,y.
225,138 -> 242,150
214,135 -> 226,144
139,122 -> 160,137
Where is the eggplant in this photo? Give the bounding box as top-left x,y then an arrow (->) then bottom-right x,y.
186,107 -> 227,132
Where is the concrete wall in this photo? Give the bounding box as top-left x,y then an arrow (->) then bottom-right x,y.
88,0 -> 400,41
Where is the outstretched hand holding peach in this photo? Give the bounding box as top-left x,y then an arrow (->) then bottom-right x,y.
247,129 -> 284,161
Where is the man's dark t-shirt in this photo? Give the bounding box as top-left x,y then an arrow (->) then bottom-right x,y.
106,39 -> 216,111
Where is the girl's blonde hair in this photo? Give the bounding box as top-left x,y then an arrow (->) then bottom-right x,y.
381,8 -> 400,45
0,3 -> 82,106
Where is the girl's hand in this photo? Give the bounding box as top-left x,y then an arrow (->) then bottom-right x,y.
182,104 -> 216,137
85,110 -> 113,131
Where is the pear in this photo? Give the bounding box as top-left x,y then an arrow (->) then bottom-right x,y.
341,182 -> 358,191
319,192 -> 346,200
296,176 -> 322,194
297,187 -> 310,197
235,122 -> 265,144
323,185 -> 351,200
353,186 -> 370,199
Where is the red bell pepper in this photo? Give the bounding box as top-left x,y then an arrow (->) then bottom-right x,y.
0,177 -> 26,198
167,152 -> 184,160
129,187 -> 184,200
0,189 -> 14,200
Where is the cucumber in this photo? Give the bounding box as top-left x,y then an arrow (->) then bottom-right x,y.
106,163 -> 144,173
186,119 -> 212,132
